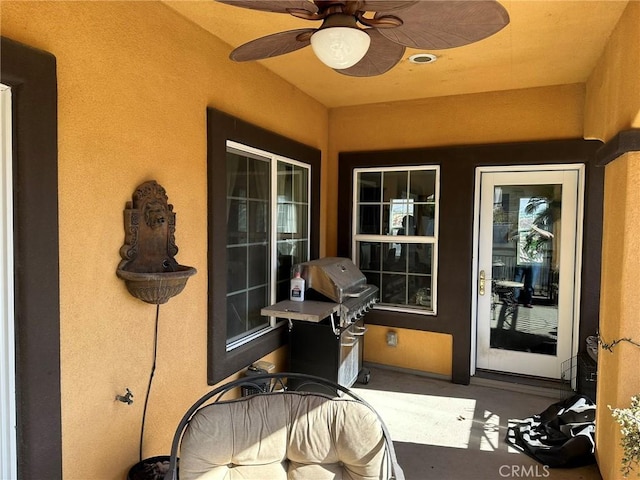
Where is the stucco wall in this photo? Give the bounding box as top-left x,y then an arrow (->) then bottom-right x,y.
584,2 -> 640,479
585,0 -> 640,141
597,152 -> 640,480
364,327 -> 453,377
1,2 -> 327,478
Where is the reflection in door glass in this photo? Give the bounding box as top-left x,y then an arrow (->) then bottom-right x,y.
490,185 -> 561,356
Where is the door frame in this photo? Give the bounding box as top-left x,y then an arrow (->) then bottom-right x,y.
471,164 -> 585,379
1,37 -> 62,478
0,83 -> 17,479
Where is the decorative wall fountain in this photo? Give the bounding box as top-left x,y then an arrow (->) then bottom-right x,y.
117,180 -> 196,304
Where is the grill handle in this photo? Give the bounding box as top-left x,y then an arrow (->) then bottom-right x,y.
351,326 -> 367,336
344,285 -> 373,298
341,335 -> 357,347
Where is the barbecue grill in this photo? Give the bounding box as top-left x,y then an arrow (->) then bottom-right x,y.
300,257 -> 378,323
261,257 -> 378,388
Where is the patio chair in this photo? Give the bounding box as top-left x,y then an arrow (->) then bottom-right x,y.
164,372 -> 404,480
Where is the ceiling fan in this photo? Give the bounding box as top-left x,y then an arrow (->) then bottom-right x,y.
216,0 -> 510,77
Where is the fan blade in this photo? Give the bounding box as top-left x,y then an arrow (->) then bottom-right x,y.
375,0 -> 509,49
336,29 -> 405,77
317,1 -> 416,14
230,29 -> 316,61
217,0 -> 318,15
358,1 -> 418,12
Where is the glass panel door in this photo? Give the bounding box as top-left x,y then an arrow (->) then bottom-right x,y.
476,167 -> 583,379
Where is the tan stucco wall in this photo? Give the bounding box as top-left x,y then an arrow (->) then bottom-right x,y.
327,84 -> 586,369
364,326 -> 452,377
596,152 -> 640,480
329,84 -> 586,154
1,2 -> 327,478
584,3 -> 640,479
585,0 -> 640,141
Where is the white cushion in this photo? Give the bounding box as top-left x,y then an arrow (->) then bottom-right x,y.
179,392 -> 387,480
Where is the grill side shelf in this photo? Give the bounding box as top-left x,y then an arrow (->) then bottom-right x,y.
261,300 -> 340,323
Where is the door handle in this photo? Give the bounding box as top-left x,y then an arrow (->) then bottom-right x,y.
479,270 -> 486,296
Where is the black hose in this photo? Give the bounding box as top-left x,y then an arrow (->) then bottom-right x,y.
140,304 -> 160,461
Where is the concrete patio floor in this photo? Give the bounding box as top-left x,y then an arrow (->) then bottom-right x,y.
352,365 -> 602,480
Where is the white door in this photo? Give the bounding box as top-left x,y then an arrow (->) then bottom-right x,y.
0,84 -> 17,479
474,166 -> 584,379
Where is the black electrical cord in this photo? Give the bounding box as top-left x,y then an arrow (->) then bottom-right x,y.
140,304 -> 161,462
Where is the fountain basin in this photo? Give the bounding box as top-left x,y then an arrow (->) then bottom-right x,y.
117,265 -> 197,305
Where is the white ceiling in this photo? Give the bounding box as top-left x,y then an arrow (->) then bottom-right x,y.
164,0 -> 629,109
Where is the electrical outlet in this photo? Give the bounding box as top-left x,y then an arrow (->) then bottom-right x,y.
386,330 -> 398,347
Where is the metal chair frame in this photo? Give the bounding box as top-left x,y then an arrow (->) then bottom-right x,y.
164,372 -> 404,480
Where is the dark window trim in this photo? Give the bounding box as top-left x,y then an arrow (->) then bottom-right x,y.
1,37 -> 62,478
339,139 -> 603,384
207,108 -> 321,384
596,129 -> 640,165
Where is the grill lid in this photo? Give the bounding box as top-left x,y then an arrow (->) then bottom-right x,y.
300,257 -> 367,304
262,257 -> 378,327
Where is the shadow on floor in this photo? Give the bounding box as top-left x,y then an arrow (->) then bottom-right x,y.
352,366 -> 602,480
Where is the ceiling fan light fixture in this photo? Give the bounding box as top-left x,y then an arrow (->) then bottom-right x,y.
310,27 -> 370,70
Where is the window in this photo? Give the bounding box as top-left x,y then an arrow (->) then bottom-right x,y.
207,107 -> 320,384
353,167 -> 439,314
226,142 -> 310,349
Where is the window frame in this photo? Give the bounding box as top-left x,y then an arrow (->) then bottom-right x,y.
225,140 -> 311,351
207,108 -> 320,384
352,165 -> 440,315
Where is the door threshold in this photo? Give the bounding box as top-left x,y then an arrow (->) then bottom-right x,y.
472,369 -> 573,399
